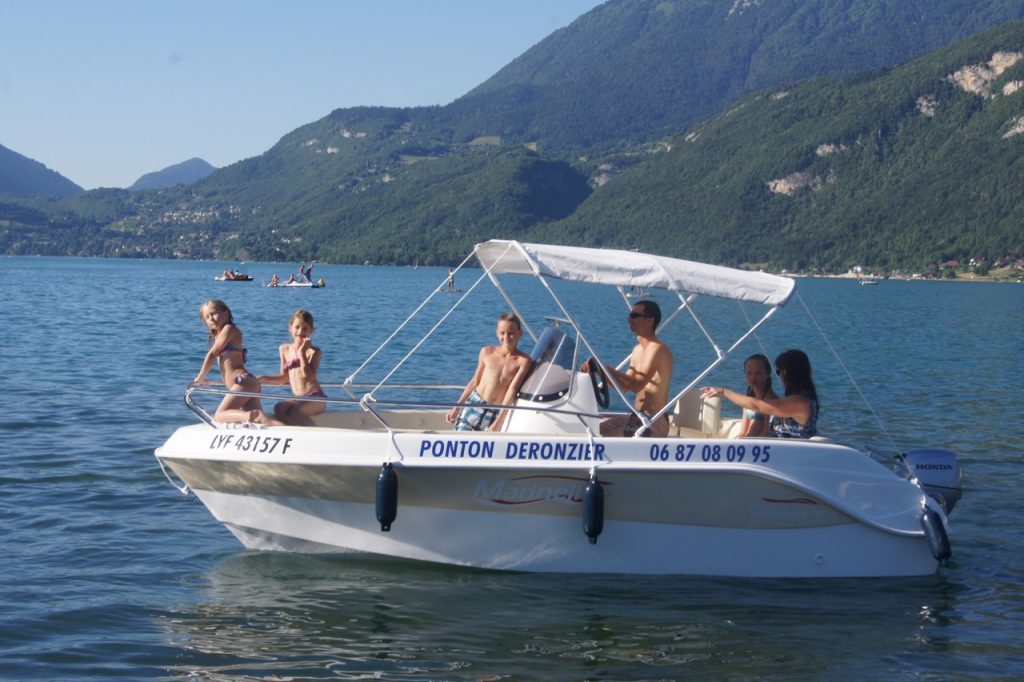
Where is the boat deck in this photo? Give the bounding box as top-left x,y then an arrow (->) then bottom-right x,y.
304,407 -> 760,440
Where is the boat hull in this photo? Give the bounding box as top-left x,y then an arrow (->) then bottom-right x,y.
156,423 -> 944,577
186,488 -> 937,577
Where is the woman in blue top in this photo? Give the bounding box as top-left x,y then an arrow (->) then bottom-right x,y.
739,354 -> 777,437
702,349 -> 819,439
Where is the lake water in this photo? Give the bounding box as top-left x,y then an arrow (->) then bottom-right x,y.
1,256 -> 1022,680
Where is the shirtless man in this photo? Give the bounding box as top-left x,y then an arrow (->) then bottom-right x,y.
586,300 -> 674,437
447,313 -> 533,432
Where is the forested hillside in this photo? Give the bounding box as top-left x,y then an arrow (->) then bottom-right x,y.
128,158 -> 216,191
0,144 -> 82,197
2,0 -> 1023,272
536,19 -> 1024,271
445,0 -> 1024,152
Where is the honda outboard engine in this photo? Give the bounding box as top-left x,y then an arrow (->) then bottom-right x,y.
900,448 -> 962,514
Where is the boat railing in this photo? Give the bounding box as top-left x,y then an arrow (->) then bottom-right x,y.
185,384 -> 363,427
183,383 -> 604,431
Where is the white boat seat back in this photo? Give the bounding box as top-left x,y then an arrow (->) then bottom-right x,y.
505,371 -> 600,434
671,392 -> 722,437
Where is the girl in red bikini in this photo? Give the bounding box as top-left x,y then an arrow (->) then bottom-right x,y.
259,309 -> 326,426
194,299 -> 279,425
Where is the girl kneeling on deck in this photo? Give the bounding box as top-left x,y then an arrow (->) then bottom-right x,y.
259,309 -> 326,426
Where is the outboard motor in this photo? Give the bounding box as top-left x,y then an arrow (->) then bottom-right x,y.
900,448 -> 962,514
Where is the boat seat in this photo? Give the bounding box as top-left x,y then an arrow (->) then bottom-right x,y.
670,393 -> 722,437
718,418 -> 745,439
310,409 -> 449,431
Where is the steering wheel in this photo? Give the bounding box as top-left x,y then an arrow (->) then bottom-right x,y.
586,358 -> 611,409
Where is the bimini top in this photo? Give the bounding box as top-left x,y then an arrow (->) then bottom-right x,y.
474,240 -> 796,307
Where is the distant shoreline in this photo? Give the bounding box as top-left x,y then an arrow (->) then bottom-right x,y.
788,272 -> 1023,283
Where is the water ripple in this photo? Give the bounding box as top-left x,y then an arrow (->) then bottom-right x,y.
1,258 -> 1021,680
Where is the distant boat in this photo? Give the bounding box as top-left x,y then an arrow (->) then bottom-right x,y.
267,279 -> 324,288
624,285 -> 649,298
858,278 -> 880,286
215,271 -> 252,281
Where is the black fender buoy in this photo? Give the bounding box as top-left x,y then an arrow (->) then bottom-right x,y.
583,473 -> 604,544
921,508 -> 951,562
376,462 -> 398,532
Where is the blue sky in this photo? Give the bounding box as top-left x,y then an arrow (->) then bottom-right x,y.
0,0 -> 605,190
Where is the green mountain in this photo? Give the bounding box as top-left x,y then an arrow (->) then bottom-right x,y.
128,157 -> 216,191
535,19 -> 1024,271
2,0 -> 1024,269
445,0 -> 1024,153
0,144 -> 83,197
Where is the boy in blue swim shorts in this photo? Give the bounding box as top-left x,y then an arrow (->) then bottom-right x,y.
447,313 -> 533,432
454,393 -> 499,431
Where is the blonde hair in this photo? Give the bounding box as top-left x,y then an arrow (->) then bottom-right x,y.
498,311 -> 522,330
290,309 -> 315,329
199,299 -> 233,337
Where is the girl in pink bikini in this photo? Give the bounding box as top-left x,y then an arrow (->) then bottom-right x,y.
259,309 -> 326,426
194,299 -> 278,425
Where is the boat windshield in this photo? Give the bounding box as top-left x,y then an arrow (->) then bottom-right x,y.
517,327 -> 577,404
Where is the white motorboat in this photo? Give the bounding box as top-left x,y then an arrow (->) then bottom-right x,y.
156,240 -> 961,577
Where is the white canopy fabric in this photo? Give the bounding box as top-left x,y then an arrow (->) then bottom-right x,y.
474,240 -> 795,307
